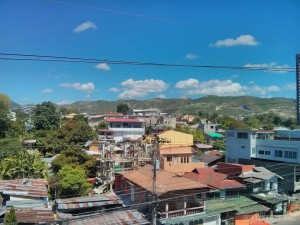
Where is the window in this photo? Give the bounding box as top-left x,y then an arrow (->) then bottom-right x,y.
275,150 -> 283,158
265,151 -> 271,155
252,147 -> 256,154
241,146 -> 245,149
167,156 -> 172,162
251,134 -> 256,139
284,151 -> 297,159
238,132 -> 248,139
259,150 -> 264,155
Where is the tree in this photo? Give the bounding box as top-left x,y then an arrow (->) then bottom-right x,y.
117,103 -> 129,115
58,165 -> 92,197
4,205 -> 17,225
192,130 -> 205,143
33,101 -> 60,131
0,93 -> 11,138
58,120 -> 97,145
212,140 -> 225,151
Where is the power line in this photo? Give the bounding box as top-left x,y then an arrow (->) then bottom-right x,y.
0,53 -> 296,72
44,0 -> 238,34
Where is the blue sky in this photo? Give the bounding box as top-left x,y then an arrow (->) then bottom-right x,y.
0,0 -> 300,105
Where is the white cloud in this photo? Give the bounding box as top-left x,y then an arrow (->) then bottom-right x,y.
175,78 -> 281,97
185,53 -> 198,60
118,79 -> 167,99
95,63 -> 110,71
176,79 -> 246,96
157,94 -> 166,99
211,34 -> 259,47
284,82 -> 296,90
59,82 -> 95,93
231,75 -> 238,79
86,94 -> 91,98
73,21 -> 97,33
41,88 -> 53,93
250,85 -> 281,96
249,81 -> 255,84
244,62 -> 291,73
108,87 -> 120,92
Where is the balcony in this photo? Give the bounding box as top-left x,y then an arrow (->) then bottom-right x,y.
157,205 -> 205,219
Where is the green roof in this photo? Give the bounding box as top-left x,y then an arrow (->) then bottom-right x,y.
251,193 -> 288,205
206,196 -> 264,215
207,132 -> 224,138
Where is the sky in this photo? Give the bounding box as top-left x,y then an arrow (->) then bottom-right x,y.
0,0 -> 300,105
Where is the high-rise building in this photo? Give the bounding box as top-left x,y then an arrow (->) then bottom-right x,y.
297,54 -> 300,124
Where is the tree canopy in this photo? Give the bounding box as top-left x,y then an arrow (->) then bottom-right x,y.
116,103 -> 129,115
33,101 -> 60,130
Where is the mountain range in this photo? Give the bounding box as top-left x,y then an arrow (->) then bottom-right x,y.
11,95 -> 296,117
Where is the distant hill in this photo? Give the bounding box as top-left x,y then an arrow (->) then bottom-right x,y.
57,96 -> 296,117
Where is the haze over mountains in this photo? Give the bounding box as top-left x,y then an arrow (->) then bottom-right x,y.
11,95 -> 296,117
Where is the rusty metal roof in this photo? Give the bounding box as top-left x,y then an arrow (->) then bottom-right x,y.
67,209 -> 149,225
0,179 -> 48,198
7,208 -> 55,224
55,193 -> 123,211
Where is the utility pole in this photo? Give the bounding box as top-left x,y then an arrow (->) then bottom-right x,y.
151,135 -> 159,225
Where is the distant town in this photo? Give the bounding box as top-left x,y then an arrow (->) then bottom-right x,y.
1,91 -> 300,225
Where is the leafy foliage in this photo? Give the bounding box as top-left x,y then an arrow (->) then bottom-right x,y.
57,165 -> 92,197
0,150 -> 47,180
0,94 -> 11,138
212,140 -> 225,151
33,101 -> 60,130
116,103 -> 129,115
4,205 -> 17,225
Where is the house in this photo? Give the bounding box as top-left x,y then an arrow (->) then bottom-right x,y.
184,167 -> 245,199
66,209 -> 150,225
106,117 -> 145,142
54,193 -> 123,216
197,153 -> 224,167
159,146 -> 205,174
87,114 -> 105,128
97,129 -> 115,143
157,130 -> 193,146
217,163 -> 288,215
0,179 -> 54,224
199,119 -> 218,134
114,165 -> 220,225
225,129 -> 300,193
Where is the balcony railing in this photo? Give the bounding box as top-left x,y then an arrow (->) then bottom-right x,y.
157,205 -> 205,219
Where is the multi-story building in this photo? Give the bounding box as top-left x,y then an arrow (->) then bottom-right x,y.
225,129 -> 300,193
106,117 -> 145,142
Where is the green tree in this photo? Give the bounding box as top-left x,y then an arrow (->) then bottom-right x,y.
244,116 -> 260,129
0,93 -> 11,138
58,120 -> 97,145
212,140 -> 225,151
117,103 -> 129,115
58,165 -> 92,197
4,205 -> 17,225
33,101 -> 60,131
192,130 -> 205,143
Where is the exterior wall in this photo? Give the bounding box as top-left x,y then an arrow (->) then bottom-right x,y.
225,130 -> 253,163
158,116 -> 176,129
226,130 -> 300,164
110,128 -> 145,142
158,130 -> 193,146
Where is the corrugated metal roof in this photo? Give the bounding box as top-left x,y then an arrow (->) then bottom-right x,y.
8,208 -> 55,224
55,193 -> 123,211
67,209 -> 149,225
106,117 -> 144,123
0,179 -> 48,198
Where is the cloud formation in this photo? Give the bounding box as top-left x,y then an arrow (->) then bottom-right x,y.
244,62 -> 291,73
108,87 -> 120,92
59,82 -> 95,93
118,79 -> 167,99
41,88 -> 53,93
56,100 -> 74,105
95,63 -> 111,71
211,34 -> 259,47
284,82 -> 296,90
73,21 -> 97,33
175,78 -> 280,97
185,53 -> 198,60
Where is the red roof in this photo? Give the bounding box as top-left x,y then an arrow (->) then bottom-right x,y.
106,117 -> 144,123
184,167 -> 244,189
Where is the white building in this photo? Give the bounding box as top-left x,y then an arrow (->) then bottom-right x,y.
106,117 -> 145,142
225,129 -> 300,193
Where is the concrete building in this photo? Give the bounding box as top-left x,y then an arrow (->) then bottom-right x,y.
225,129 -> 300,193
106,117 -> 145,142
